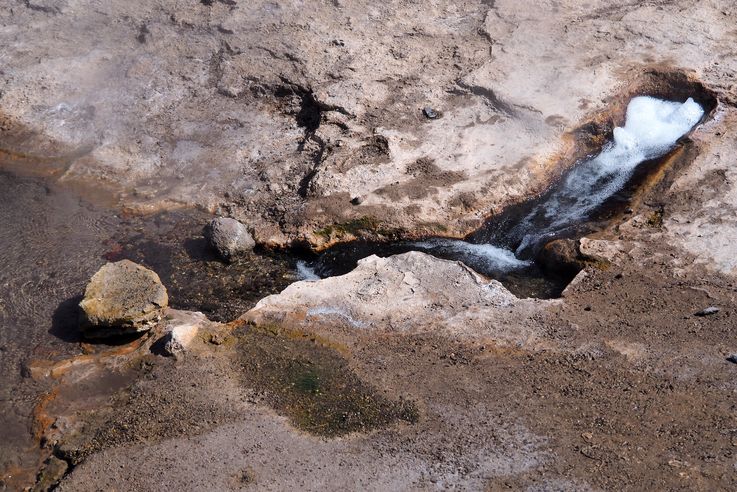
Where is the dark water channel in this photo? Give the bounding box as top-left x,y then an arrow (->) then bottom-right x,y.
299,146 -> 686,299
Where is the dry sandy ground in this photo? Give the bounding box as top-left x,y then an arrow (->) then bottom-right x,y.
48,242 -> 737,491
1,0 -> 737,490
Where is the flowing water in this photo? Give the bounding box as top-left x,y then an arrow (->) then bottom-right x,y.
301,97 -> 707,296
0,95 -> 709,487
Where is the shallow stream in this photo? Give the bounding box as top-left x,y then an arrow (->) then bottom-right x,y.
0,93 -> 712,487
299,96 -> 709,297
0,172 -> 297,487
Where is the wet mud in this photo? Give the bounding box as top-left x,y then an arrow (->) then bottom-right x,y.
235,323 -> 419,436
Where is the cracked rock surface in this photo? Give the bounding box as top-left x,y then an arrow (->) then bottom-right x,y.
2,0 -> 734,252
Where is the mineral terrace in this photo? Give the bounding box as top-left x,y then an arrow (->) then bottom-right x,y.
1,0 -> 737,490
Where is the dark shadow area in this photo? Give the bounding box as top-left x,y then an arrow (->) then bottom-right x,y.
86,331 -> 149,347
49,295 -> 83,343
49,295 -> 148,346
149,334 -> 170,357
183,237 -> 222,263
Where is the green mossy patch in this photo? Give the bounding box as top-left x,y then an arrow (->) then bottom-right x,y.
236,324 -> 418,437
315,216 -> 383,240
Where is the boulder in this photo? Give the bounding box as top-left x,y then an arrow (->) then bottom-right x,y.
536,239 -> 587,277
245,251 -> 546,345
79,260 -> 168,338
203,217 -> 255,262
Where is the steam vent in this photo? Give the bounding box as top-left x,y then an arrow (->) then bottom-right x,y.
1,2 -> 736,490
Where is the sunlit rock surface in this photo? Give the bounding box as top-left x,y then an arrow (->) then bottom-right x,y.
247,251 -> 548,345
79,260 -> 168,338
1,1 -> 735,252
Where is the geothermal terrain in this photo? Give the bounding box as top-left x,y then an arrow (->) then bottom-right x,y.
1,0 -> 737,490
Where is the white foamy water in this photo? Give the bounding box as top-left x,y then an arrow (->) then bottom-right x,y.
511,96 -> 705,254
296,260 -> 320,281
411,239 -> 531,272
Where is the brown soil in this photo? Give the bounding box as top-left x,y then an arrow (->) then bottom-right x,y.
49,254 -> 737,490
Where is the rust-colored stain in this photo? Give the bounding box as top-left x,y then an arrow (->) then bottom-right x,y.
13,334 -> 153,489
32,387 -> 59,442
27,336 -> 148,380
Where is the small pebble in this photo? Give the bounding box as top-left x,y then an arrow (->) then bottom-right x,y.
423,106 -> 439,119
726,354 -> 737,364
350,196 -> 363,205
695,306 -> 720,317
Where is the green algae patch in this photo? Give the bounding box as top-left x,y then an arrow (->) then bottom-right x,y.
315,216 -> 383,240
236,324 -> 418,437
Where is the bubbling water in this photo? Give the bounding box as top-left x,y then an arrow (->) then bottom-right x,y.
410,239 -> 531,272
510,96 -> 704,255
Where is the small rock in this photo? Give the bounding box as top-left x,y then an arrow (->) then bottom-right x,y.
350,196 -> 363,205
726,354 -> 737,364
158,310 -> 208,358
164,324 -> 199,358
695,306 -> 720,317
422,106 -> 439,119
34,455 -> 68,491
203,217 -> 255,262
79,260 -> 168,339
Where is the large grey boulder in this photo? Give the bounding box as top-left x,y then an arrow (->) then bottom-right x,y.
79,260 -> 168,338
203,217 -> 255,262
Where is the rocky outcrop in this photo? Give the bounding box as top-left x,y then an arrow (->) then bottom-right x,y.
79,260 -> 168,338
245,251 -> 549,345
4,1 -> 736,251
203,218 -> 255,262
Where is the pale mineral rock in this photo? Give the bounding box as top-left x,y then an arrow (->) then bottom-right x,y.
162,310 -> 208,358
246,251 -> 548,346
